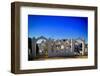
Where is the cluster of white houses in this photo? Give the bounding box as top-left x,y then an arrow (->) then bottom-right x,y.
28,36 -> 88,60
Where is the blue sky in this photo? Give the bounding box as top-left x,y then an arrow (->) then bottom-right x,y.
28,15 -> 88,43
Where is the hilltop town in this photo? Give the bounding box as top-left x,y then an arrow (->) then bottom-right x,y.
28,36 -> 88,60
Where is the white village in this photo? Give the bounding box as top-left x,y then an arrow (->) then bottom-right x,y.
28,36 -> 88,60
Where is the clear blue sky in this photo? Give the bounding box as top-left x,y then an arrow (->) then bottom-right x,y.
28,15 -> 88,43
